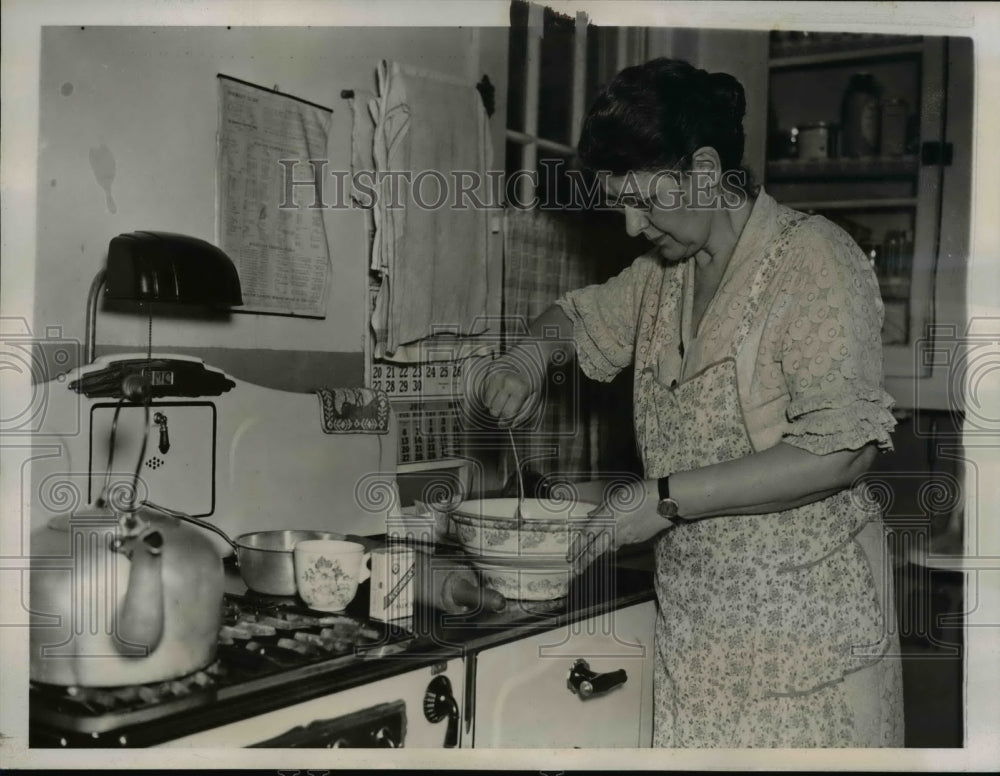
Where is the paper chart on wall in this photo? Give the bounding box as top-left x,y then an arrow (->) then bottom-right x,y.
217,74 -> 332,317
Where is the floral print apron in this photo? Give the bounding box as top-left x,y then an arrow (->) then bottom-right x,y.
636,218 -> 902,747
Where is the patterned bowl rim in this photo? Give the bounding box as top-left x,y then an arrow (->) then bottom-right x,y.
449,498 -> 600,530
450,514 -> 566,531
467,554 -> 575,570
469,559 -> 579,576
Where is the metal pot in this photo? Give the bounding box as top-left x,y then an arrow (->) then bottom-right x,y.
147,504 -> 344,596
232,529 -> 345,595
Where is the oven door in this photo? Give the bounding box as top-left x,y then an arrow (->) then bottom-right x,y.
471,601 -> 655,748
159,660 -> 463,748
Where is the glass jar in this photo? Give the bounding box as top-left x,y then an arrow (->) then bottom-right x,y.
841,72 -> 882,156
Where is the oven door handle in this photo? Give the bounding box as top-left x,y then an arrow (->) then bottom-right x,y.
249,700 -> 405,748
566,658 -> 628,699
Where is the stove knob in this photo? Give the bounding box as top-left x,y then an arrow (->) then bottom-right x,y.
372,726 -> 398,748
423,675 -> 459,747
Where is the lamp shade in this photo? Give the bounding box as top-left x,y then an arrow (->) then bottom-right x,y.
104,231 -> 243,306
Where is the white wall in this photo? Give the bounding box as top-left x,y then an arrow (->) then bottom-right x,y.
35,26 -> 507,384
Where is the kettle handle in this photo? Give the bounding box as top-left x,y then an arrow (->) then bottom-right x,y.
140,500 -> 239,554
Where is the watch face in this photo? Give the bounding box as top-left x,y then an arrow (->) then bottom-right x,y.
657,498 -> 678,519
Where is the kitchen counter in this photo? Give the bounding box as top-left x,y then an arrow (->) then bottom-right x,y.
220,537 -> 656,663
412,542 -> 656,653
32,542 -> 656,747
200,543 -> 656,743
200,544 -> 654,744
220,536 -> 657,648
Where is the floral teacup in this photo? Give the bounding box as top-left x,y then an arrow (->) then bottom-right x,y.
294,540 -> 371,612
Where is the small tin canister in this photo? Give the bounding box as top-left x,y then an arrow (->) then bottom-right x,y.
369,545 -> 415,621
880,98 -> 909,156
797,122 -> 834,160
841,72 -> 881,156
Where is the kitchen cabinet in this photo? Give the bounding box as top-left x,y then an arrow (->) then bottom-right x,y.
765,32 -> 972,408
468,599 -> 656,748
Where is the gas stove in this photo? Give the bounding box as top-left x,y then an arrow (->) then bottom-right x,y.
29,591 -> 418,747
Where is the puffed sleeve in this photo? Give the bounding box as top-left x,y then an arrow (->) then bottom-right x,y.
777,218 -> 897,454
554,253 -> 659,382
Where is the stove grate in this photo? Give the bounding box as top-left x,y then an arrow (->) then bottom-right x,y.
30,593 -> 409,737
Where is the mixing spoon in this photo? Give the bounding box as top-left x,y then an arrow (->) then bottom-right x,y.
508,426 -> 525,523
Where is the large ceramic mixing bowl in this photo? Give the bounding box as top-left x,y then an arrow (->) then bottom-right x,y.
449,498 -> 602,600
469,556 -> 575,601
449,497 -> 600,558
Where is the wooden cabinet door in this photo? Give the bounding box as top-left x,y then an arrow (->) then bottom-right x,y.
472,600 -> 656,748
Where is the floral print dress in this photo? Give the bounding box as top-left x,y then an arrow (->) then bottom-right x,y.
555,190 -> 904,747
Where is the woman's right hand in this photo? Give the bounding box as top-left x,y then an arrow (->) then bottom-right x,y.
474,350 -> 543,427
467,305 -> 575,427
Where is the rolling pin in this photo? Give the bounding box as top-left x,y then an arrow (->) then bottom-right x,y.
412,546 -> 507,614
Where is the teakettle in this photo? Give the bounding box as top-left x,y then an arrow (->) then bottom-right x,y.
30,503 -> 224,687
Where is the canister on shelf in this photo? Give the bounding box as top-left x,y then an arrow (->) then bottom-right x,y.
880,98 -> 909,156
796,122 -> 834,160
369,545 -> 415,622
841,72 -> 882,156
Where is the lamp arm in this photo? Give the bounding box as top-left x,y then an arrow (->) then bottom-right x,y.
84,268 -> 107,365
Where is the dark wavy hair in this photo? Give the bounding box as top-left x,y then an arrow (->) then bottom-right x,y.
578,58 -> 752,188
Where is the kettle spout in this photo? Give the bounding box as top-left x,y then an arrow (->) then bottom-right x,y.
115,529 -> 165,655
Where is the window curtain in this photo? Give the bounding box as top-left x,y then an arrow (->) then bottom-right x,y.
502,206 -> 647,492
501,207 -> 619,488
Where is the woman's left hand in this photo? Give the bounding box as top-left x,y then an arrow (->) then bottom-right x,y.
565,479 -> 667,575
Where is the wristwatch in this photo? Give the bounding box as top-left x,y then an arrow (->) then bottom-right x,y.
656,476 -> 684,526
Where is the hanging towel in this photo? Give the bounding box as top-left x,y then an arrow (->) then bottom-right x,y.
371,60 -> 493,359
316,388 -> 390,434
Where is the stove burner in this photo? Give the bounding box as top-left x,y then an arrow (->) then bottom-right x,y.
219,597 -> 384,660
30,662 -> 221,717
30,592 -> 413,745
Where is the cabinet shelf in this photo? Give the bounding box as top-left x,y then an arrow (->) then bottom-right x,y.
785,197 -> 919,211
769,42 -> 924,69
765,34 -> 967,388
767,155 -> 919,180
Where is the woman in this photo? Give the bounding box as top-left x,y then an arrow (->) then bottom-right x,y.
477,58 -> 904,747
